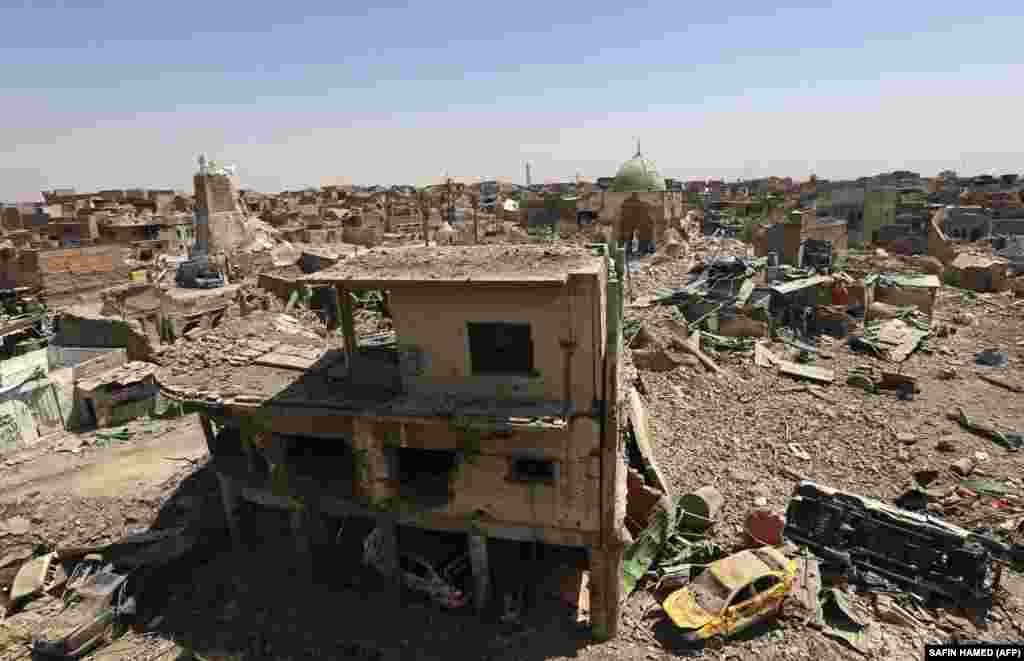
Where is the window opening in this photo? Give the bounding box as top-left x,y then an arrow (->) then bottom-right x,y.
467,322 -> 533,375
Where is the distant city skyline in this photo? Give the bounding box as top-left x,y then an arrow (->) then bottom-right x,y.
3,0 -> 1024,202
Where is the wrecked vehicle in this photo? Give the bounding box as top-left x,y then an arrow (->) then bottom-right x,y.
14,526 -> 203,658
662,546 -> 795,643
33,559 -> 136,658
783,481 -> 1019,607
9,552 -> 66,611
362,527 -> 469,609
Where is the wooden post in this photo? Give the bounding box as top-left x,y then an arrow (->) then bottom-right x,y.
468,531 -> 490,613
216,472 -> 243,547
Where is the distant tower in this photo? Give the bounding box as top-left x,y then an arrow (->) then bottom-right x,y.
197,153 -> 208,176
525,162 -> 532,188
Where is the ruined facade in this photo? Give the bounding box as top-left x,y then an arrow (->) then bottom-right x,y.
155,244 -> 633,638
752,214 -> 848,266
577,149 -> 685,251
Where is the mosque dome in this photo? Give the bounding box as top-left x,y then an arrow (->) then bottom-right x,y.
612,144 -> 666,192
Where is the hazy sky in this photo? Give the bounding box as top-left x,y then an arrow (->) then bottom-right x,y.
3,0 -> 1024,201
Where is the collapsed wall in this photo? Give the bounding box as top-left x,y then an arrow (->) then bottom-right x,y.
54,305 -> 157,362
0,245 -> 132,306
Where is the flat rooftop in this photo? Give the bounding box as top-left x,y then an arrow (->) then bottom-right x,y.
301,244 -> 606,286
154,310 -> 565,420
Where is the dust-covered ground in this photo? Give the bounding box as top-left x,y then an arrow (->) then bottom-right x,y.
1,235 -> 1023,661
615,238 -> 1024,660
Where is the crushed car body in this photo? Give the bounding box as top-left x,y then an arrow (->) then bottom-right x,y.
662,546 -> 795,642
32,561 -> 135,659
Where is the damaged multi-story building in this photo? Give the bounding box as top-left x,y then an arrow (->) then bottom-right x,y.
155,243 -> 644,638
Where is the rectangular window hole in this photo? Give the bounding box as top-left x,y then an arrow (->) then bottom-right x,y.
467,322 -> 533,376
510,457 -> 557,484
396,448 -> 456,506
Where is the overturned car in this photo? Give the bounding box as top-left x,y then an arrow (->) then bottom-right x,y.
784,481 -> 1019,607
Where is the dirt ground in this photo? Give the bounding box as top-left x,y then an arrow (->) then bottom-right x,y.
1,237 -> 1023,661
615,241 -> 1024,660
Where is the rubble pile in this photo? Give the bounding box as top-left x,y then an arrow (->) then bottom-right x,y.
310,243 -> 603,282
615,229 -> 1024,657
155,311 -> 329,380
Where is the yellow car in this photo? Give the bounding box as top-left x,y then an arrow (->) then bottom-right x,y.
662,546 -> 796,643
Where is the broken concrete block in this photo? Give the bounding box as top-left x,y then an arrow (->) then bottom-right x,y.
630,348 -> 683,372
949,254 -> 1010,293
0,516 -> 31,536
951,457 -> 976,477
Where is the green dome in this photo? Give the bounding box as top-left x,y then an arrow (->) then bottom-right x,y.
612,148 -> 666,192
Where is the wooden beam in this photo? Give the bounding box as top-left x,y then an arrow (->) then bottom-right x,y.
777,360 -> 834,384
977,372 -> 1023,393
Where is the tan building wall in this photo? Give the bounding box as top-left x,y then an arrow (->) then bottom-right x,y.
386,276 -> 602,411
357,418 -> 602,532
585,191 -> 684,243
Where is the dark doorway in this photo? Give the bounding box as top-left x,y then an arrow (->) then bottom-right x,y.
395,448 -> 457,506
285,434 -> 356,498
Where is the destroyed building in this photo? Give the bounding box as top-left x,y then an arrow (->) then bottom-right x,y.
154,243 -> 641,637
575,147 -> 685,253
752,212 -> 848,266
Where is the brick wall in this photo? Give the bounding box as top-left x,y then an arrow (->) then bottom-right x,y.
38,245 -> 123,274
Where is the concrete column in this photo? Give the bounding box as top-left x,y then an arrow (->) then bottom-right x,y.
198,414 -> 216,455
350,419 -> 396,503
467,531 -> 490,613
325,286 -> 341,332
338,285 -> 357,359
289,508 -> 310,555
587,545 -> 625,640
376,520 -> 402,605
216,471 -> 243,547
